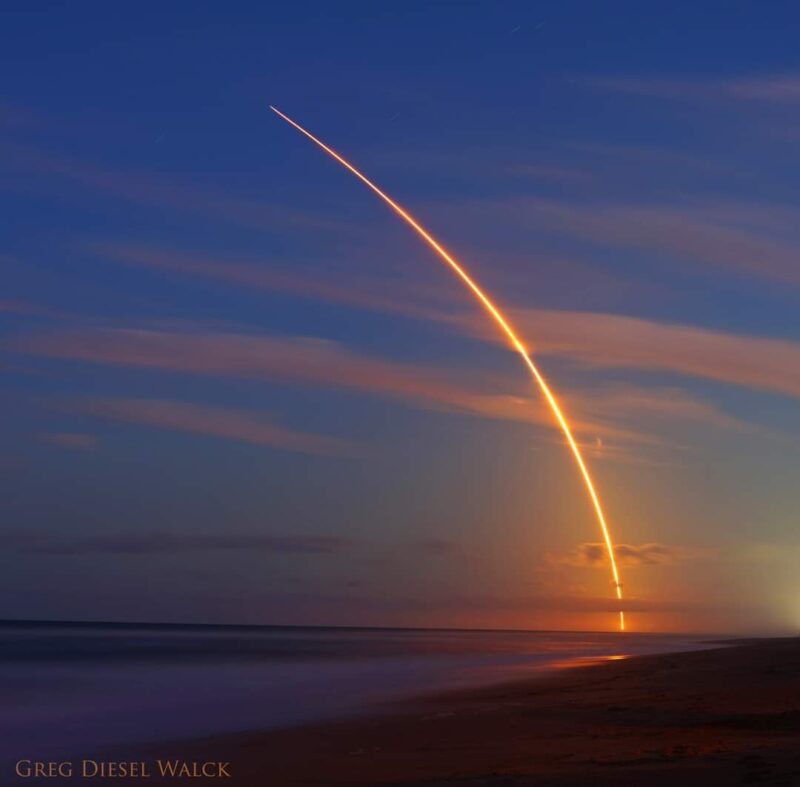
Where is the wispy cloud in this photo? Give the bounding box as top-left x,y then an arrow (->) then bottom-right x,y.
0,100 -> 38,128
373,145 -> 593,185
12,326 -> 674,449
79,397 -> 353,456
8,531 -> 353,556
411,538 -> 460,556
590,72 -> 800,103
91,239 -> 638,318
0,143 -> 343,235
8,320 -> 779,463
86,242 -> 450,321
0,299 -> 63,319
510,162 -> 591,183
85,242 -> 800,417
438,196 -> 800,286
38,432 -> 97,451
455,307 -> 800,401
101,196 -> 800,333
574,384 -> 768,438
724,74 -> 800,102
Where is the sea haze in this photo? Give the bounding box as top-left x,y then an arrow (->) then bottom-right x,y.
0,621 -> 714,762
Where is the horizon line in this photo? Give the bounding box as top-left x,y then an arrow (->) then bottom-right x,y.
0,617 -> 742,638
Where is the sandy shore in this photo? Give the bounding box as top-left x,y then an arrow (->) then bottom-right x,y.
108,638 -> 800,785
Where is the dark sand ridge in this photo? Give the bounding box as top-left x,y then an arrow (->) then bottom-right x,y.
106,638 -> 800,785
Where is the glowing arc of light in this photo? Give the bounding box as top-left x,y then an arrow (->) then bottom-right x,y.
270,105 -> 625,632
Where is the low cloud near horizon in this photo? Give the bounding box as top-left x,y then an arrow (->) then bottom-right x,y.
559,542 -> 688,567
5,531 -> 355,557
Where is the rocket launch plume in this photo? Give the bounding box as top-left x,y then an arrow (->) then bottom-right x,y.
270,106 -> 626,631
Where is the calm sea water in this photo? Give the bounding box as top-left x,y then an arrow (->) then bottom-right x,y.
0,621 -> 715,762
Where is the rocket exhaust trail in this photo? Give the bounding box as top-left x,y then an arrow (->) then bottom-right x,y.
270,106 -> 626,632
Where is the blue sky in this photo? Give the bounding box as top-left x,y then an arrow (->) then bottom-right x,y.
3,2 -> 800,632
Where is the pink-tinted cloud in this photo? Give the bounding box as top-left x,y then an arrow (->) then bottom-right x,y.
575,385 -> 766,437
0,143 -> 343,235
511,162 -> 592,183
0,300 -> 63,319
591,72 -> 800,103
362,145 -> 593,186
450,197 -> 800,286
0,101 -> 38,128
87,242 -> 450,322
13,326 -> 669,448
727,74 -> 800,102
81,397 -> 353,455
84,243 -> 797,421
89,240 -> 639,330
10,321 -> 776,463
452,307 -> 800,401
38,432 -> 97,451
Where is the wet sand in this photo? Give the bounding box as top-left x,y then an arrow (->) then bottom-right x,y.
130,638 -> 800,785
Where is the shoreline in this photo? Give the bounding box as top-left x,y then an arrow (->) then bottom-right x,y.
104,636 -> 800,786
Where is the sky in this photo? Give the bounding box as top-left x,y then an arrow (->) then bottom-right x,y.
2,1 -> 800,633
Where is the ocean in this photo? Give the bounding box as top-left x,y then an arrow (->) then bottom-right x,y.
0,621 -> 714,763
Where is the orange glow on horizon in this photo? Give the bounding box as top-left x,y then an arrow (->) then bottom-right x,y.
270,106 -> 626,632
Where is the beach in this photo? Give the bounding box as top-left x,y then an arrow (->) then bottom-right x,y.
136,637 -> 800,786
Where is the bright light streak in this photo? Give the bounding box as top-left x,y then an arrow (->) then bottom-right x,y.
270,106 -> 626,631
